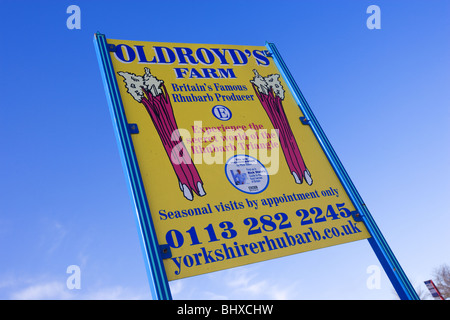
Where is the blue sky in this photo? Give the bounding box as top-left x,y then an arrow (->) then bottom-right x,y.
0,0 -> 449,300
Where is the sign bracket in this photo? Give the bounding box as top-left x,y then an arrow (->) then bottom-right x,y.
351,211 -> 363,222
299,116 -> 310,125
107,43 -> 116,52
128,123 -> 139,134
160,244 -> 172,259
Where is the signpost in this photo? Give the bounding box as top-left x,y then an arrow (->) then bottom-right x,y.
94,33 -> 419,300
424,280 -> 444,300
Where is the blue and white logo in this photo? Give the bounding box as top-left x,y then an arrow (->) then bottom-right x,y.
212,105 -> 232,121
225,155 -> 269,194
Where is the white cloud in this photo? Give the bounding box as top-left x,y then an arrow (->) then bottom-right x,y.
225,268 -> 257,289
1,273 -> 149,300
36,217 -> 68,255
11,281 -> 72,300
212,266 -> 301,300
169,280 -> 183,295
83,286 -> 147,300
4,267 -> 300,300
170,265 -> 303,300
9,281 -> 149,300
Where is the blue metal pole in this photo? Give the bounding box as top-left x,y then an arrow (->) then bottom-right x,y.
94,32 -> 172,300
266,42 -> 419,300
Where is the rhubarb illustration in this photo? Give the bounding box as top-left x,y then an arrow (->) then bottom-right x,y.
118,68 -> 206,201
251,70 -> 312,185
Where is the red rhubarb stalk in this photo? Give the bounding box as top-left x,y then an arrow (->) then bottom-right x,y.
251,70 -> 312,185
118,68 -> 206,200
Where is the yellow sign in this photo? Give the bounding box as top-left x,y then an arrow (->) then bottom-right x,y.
107,39 -> 370,280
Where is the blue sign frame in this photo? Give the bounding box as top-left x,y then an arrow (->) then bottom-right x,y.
265,42 -> 419,300
94,33 -> 172,300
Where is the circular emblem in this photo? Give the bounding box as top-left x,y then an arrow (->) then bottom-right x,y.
225,155 -> 269,194
212,105 -> 232,121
